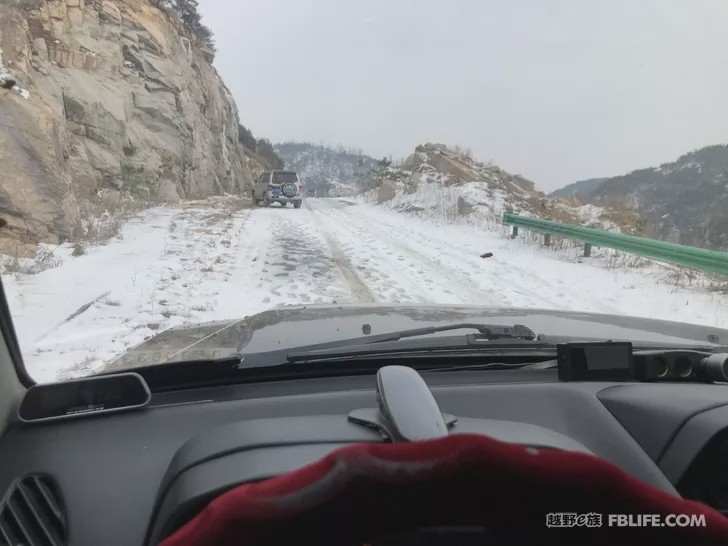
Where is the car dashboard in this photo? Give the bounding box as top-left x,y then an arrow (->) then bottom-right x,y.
1,367 -> 728,545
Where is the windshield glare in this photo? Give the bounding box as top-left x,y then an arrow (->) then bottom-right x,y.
1,0 -> 727,383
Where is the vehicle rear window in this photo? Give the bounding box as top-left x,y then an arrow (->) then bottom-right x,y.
272,172 -> 298,184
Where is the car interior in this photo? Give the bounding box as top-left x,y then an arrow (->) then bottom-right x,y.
1,276 -> 728,546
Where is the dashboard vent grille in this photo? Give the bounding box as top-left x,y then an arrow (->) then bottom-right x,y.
0,474 -> 67,546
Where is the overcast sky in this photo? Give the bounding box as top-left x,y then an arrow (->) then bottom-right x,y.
199,0 -> 728,190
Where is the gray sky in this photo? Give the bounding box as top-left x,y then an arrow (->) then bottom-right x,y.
199,0 -> 728,190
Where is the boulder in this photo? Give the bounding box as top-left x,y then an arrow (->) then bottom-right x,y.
427,151 -> 479,182
377,181 -> 396,203
457,196 -> 475,216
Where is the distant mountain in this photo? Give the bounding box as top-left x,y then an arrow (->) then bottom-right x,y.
550,178 -> 608,198
573,145 -> 728,248
275,142 -> 379,197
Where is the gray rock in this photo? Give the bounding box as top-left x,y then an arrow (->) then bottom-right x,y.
137,31 -> 164,56
377,181 -> 397,203
121,45 -> 144,71
457,196 -> 475,215
99,1 -> 121,26
34,38 -> 49,61
427,151 -> 479,182
139,51 -> 178,91
99,189 -> 122,208
83,139 -> 121,176
132,91 -> 179,128
155,179 -> 180,201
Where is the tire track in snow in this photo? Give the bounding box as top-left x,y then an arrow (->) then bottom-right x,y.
346,206 -> 623,313
308,200 -> 505,306
303,200 -> 378,304
305,200 -> 437,303
348,208 -> 559,309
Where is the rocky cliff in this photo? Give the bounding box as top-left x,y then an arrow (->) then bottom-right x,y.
0,0 -> 260,256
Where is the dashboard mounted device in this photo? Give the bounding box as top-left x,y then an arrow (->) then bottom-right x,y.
557,342 -> 633,382
17,372 -> 151,424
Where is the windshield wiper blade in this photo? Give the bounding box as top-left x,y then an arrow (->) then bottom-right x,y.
286,324 -> 541,363
357,323 -> 537,344
279,323 -> 536,363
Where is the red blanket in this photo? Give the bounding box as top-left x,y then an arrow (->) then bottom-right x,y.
159,433 -> 728,545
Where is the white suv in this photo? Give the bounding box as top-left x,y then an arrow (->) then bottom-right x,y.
253,171 -> 304,209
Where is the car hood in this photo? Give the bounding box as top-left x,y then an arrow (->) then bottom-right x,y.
105,304 -> 728,370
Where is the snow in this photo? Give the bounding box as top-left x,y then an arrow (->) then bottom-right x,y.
0,50 -> 30,100
4,198 -> 728,383
359,179 -> 524,231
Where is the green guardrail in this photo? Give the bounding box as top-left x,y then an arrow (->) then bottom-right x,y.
502,213 -> 728,276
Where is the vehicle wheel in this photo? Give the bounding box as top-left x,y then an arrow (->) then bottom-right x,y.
294,201 -> 302,209
281,202 -> 288,207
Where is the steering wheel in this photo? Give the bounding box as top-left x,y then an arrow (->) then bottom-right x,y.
158,433 -> 728,546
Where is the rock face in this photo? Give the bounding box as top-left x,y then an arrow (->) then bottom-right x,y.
0,0 -> 260,253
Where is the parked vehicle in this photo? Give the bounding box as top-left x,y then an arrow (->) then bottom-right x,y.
252,170 -> 303,208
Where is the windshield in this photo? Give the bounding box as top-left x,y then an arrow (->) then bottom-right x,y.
1,0 -> 728,383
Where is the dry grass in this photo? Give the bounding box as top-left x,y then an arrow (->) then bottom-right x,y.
452,145 -> 473,160
2,246 -> 63,275
73,199 -> 153,245
56,354 -> 97,381
72,242 -> 86,257
524,196 -> 582,225
596,197 -> 646,235
602,251 -> 651,271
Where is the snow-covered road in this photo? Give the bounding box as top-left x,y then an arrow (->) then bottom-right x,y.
5,198 -> 728,382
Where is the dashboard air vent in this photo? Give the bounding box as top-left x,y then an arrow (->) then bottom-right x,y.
0,474 -> 67,546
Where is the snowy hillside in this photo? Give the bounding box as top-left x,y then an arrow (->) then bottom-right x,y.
361,144 -> 645,234
276,142 -> 379,197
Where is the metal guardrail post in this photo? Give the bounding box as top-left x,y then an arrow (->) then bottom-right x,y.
584,243 -> 592,257
511,226 -> 518,239
544,233 -> 551,246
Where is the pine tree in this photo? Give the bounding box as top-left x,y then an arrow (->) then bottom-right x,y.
168,0 -> 216,50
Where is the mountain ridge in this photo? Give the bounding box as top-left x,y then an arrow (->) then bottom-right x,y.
552,144 -> 728,248
275,141 -> 379,197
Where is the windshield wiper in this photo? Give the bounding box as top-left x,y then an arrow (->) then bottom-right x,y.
286,323 -> 539,362
356,322 -> 537,343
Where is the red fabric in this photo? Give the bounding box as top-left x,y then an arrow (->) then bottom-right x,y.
159,433 -> 728,546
